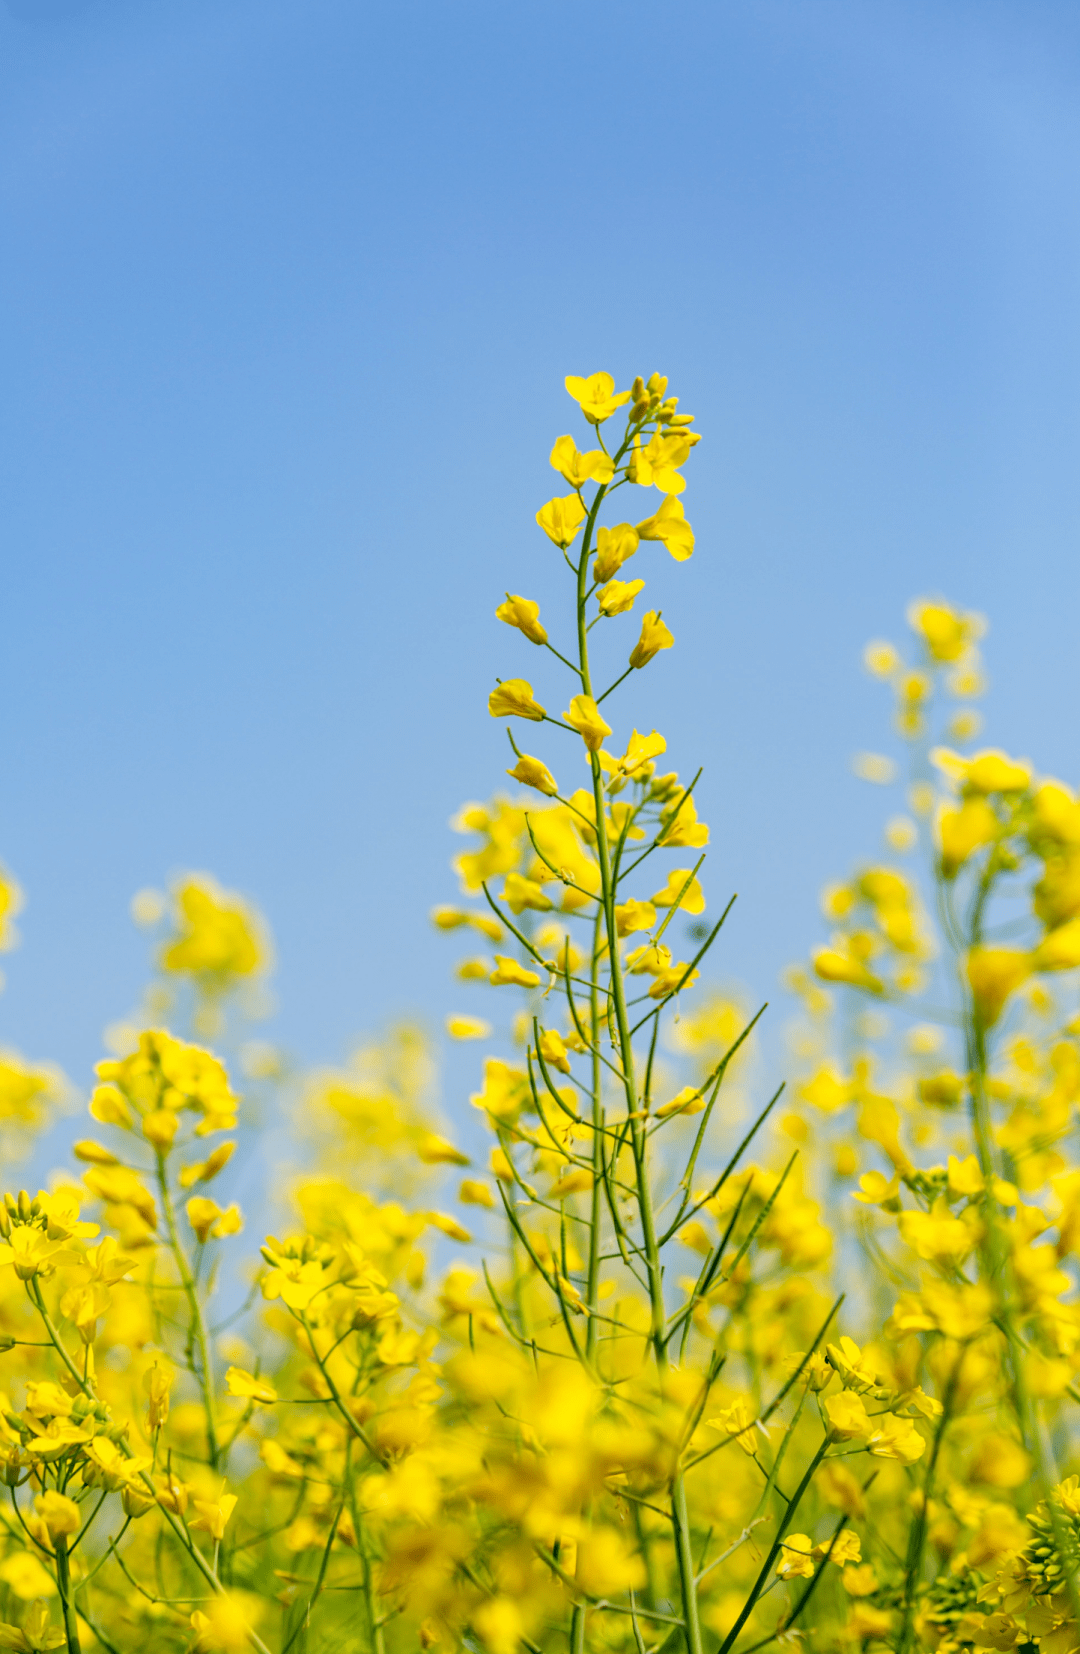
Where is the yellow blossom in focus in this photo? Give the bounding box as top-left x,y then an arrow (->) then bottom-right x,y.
260,1244 -> 328,1310
648,962 -> 700,998
593,524 -> 639,582
614,898 -> 656,937
636,494 -> 694,561
651,868 -> 705,915
0,1227 -> 80,1282
821,1530 -> 862,1566
824,1391 -> 872,1441
629,611 -> 674,669
777,1533 -> 816,1579
597,577 -> 645,616
627,429 -> 693,493
488,679 -> 546,722
598,729 -> 666,786
564,372 -> 631,425
549,434 -> 615,487
538,1029 -> 571,1073
495,594 -> 548,645
563,695 -> 612,753
658,792 -> 709,848
506,753 -> 559,796
536,493 -> 588,547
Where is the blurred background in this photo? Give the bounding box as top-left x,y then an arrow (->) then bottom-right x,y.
3,0 -> 1080,1171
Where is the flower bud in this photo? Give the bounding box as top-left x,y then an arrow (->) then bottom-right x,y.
122,1482 -> 155,1519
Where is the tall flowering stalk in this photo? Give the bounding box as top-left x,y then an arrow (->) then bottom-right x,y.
437,373 -> 863,1654
482,371 -> 716,1654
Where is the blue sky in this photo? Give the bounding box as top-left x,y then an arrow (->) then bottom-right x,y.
3,0 -> 1080,1158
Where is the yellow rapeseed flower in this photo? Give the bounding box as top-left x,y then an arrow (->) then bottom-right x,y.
629,611 -> 674,669
593,524 -> 639,582
597,577 -> 645,616
549,435 -> 615,487
636,495 -> 694,561
564,372 -> 631,425
536,493 -> 588,547
563,695 -> 612,753
488,679 -> 546,721
506,753 -> 559,796
495,594 -> 548,645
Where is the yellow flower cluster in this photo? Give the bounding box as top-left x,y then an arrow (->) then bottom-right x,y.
0,377 -> 1075,1654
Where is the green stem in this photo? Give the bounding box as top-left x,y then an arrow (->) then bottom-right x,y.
574,473 -> 704,1654
717,1439 -> 831,1654
55,1536 -> 82,1654
571,912 -> 606,1654
897,1347 -> 964,1654
155,1152 -> 220,1469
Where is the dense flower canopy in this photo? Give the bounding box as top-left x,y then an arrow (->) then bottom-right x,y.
0,374 -> 1076,1654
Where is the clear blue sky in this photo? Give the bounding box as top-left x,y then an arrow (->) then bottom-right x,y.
3,0 -> 1080,1149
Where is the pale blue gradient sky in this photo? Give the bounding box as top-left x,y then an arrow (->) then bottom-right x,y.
3,0 -> 1080,1158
